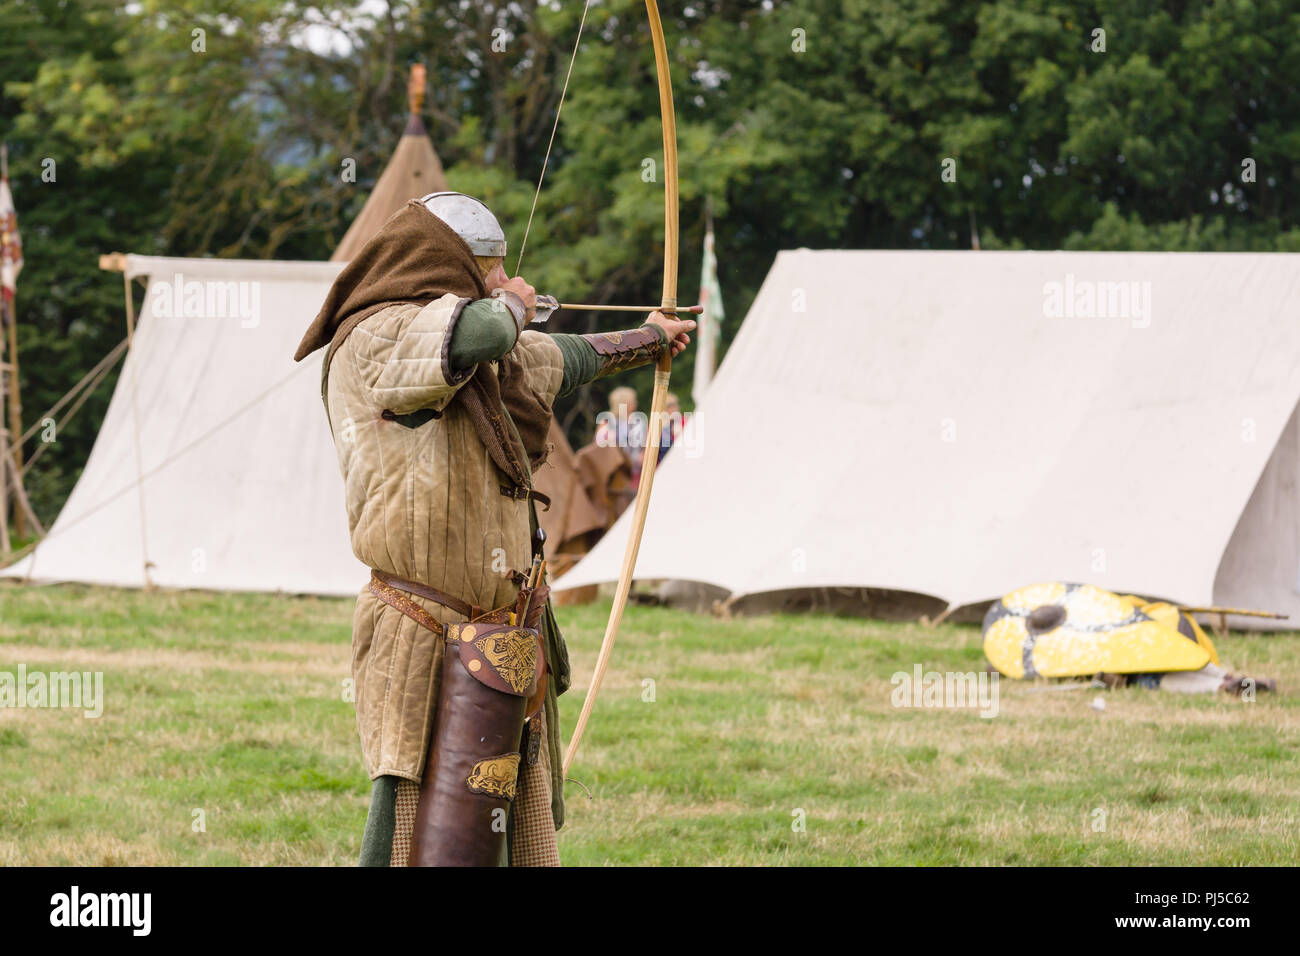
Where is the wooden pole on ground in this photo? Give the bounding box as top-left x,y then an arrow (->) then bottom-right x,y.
3,300 -> 21,538
0,363 -> 9,559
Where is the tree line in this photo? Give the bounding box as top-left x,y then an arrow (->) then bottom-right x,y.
2,0 -> 1296,524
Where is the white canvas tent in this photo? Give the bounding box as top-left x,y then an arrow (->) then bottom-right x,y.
2,255 -> 364,594
556,250 -> 1300,628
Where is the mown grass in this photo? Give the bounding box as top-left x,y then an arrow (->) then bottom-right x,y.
0,583 -> 1297,865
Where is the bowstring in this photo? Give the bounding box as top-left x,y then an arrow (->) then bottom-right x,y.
514,0 -> 595,277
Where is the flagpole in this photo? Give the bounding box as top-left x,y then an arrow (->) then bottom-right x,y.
0,353 -> 9,559
1,143 -> 24,538
4,300 -> 19,540
692,196 -> 722,405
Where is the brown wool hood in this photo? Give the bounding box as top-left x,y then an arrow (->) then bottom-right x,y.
299,198 -> 553,492
294,199 -> 487,364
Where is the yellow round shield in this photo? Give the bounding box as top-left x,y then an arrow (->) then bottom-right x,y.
983,582 -> 1212,679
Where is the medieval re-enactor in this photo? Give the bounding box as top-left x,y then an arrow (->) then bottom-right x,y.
293,192 -> 693,866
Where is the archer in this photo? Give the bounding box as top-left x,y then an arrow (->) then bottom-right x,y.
293,191 -> 693,866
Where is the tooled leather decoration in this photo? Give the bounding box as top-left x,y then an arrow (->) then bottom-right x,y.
581,326 -> 667,379
473,631 -> 539,695
466,754 -> 521,800
449,622 -> 542,698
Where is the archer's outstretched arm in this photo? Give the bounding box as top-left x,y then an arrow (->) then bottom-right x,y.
553,312 -> 694,397
447,299 -> 693,399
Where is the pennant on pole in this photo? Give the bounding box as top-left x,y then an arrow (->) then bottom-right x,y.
0,144 -> 23,318
692,201 -> 724,404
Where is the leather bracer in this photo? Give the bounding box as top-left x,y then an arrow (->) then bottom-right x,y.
581,325 -> 667,379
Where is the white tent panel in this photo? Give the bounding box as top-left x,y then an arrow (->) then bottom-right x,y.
1215,402 -> 1300,616
557,250 -> 1300,622
3,255 -> 367,595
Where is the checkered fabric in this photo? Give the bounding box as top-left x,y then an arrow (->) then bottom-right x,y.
390,778 -> 421,867
509,712 -> 560,867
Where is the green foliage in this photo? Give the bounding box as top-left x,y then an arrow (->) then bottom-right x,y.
2,0 -> 1298,519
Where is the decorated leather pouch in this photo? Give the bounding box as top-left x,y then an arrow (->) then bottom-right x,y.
409,621 -> 543,867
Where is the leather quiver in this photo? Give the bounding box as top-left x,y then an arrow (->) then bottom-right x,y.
409,622 -> 542,867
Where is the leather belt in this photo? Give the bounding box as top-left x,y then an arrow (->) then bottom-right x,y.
372,569 -> 477,620
370,569 -> 550,751
368,570 -> 516,636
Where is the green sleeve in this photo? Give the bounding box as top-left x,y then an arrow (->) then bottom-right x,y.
448,299 -> 519,370
551,324 -> 669,398
452,306 -> 667,399
551,333 -> 602,398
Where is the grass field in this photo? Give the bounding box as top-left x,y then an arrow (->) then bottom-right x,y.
0,583 -> 1297,865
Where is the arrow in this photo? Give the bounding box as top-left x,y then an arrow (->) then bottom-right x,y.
556,301 -> 702,314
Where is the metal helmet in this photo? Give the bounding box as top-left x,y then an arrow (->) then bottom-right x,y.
417,192 -> 507,258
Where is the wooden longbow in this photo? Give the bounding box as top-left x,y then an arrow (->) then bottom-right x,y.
559,0 -> 680,777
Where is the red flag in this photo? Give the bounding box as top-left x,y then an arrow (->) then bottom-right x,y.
1,144 -> 24,316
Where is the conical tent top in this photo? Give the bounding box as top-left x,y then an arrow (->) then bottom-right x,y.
331,63 -> 450,262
